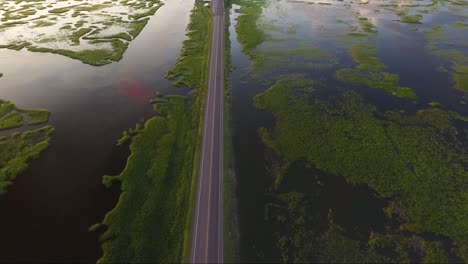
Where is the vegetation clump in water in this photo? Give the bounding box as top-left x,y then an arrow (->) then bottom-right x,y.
0,99 -> 53,195
254,76 -> 468,261
234,0 -> 268,60
336,44 -> 415,98
0,100 -> 50,131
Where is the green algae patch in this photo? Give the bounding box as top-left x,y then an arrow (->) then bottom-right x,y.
254,77 -> 468,261
336,44 -> 415,98
0,125 -> 54,195
166,4 -> 212,89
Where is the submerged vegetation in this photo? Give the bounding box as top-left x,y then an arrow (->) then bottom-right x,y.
0,99 -> 53,194
254,76 -> 468,261
96,3 -> 211,262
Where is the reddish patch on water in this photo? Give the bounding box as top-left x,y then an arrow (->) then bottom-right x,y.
117,79 -> 152,101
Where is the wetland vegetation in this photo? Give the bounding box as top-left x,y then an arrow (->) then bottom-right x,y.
231,0 -> 468,262
0,0 -> 163,65
0,100 -> 53,195
95,3 -> 212,262
254,76 -> 468,261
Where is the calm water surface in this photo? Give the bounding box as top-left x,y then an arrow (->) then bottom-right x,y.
0,0 -> 193,261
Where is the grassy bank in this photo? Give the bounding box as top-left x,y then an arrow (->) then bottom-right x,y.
98,96 -> 199,263
254,76 -> 468,261
223,5 -> 238,263
96,3 -> 212,263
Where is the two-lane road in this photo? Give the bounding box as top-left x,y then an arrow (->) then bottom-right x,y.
190,0 -> 224,263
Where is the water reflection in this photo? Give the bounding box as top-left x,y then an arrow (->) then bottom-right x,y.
0,0 -> 193,261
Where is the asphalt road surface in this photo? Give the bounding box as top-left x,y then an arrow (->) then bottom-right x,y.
190,0 -> 225,263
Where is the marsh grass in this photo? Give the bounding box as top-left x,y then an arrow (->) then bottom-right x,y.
254,77 -> 468,261
97,3 -> 212,262
0,100 -> 50,130
97,97 -> 199,263
336,44 -> 415,98
0,126 -> 54,194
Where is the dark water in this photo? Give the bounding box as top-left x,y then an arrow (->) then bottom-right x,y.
278,161 -> 387,241
0,0 -> 193,261
228,1 -> 468,262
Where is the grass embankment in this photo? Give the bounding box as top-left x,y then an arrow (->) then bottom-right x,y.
0,126 -> 54,195
254,75 -> 468,262
166,4 -> 212,89
336,12 -> 416,98
96,3 -> 212,263
0,99 -> 53,195
223,6 -> 238,263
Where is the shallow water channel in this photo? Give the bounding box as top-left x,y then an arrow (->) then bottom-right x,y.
0,0 -> 192,261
